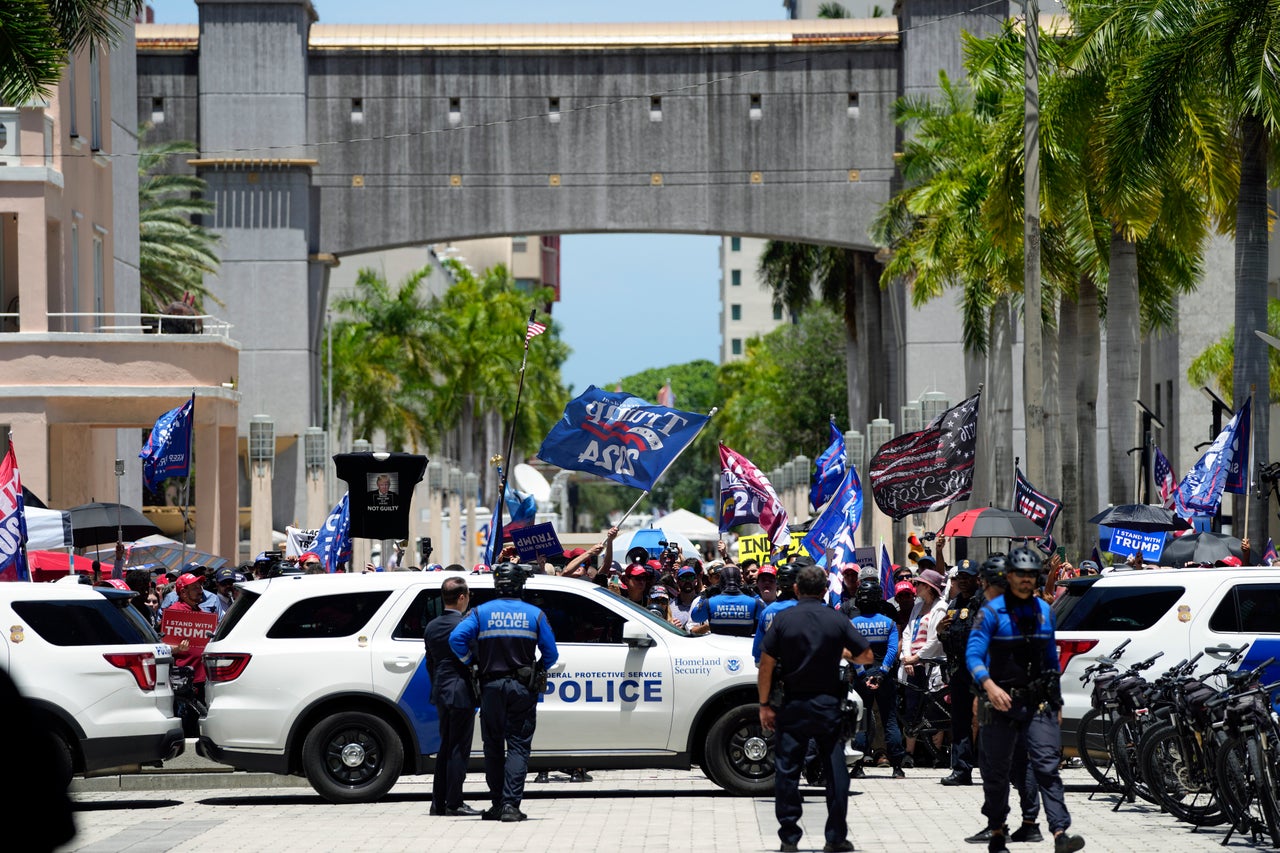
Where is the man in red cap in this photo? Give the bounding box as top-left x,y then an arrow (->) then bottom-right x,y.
621,563 -> 652,606
299,552 -> 324,573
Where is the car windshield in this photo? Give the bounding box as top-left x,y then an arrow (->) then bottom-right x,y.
594,587 -> 689,637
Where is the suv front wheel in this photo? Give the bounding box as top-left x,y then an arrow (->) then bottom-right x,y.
301,711 -> 404,804
703,702 -> 775,796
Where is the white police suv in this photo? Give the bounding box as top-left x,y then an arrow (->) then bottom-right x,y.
0,582 -> 185,782
198,572 -> 772,803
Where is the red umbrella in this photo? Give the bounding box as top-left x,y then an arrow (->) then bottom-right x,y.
940,508 -> 1045,540
27,550 -> 95,582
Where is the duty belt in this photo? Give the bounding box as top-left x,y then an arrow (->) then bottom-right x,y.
481,670 -> 518,685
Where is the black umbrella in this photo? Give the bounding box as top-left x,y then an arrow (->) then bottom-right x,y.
1161,532 -> 1243,566
940,508 -> 1046,540
66,502 -> 161,547
1088,504 -> 1191,533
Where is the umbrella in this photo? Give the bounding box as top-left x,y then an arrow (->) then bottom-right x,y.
1161,531 -> 1243,566
27,550 -> 95,582
126,536 -> 229,574
614,527 -> 700,561
652,508 -> 721,541
1088,504 -> 1190,533
940,508 -> 1045,540
66,502 -> 161,547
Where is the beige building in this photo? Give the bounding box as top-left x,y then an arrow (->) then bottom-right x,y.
719,235 -> 791,363
0,26 -> 240,558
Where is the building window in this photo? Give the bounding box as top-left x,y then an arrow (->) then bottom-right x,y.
70,221 -> 79,331
350,98 -> 363,123
731,338 -> 742,356
88,45 -> 101,150
730,304 -> 741,321
731,269 -> 741,287
773,304 -> 782,321
151,97 -> 164,125
92,234 -> 103,328
67,54 -> 77,137
512,236 -> 528,253
730,237 -> 741,252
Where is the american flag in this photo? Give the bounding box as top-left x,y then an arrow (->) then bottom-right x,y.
868,392 -> 981,520
1154,446 -> 1176,509
656,382 -> 674,407
526,319 -> 547,341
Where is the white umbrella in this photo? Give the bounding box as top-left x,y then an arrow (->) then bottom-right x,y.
653,508 -> 721,541
613,526 -> 701,561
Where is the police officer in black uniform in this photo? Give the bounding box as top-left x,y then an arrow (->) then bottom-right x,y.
965,548 -> 1084,853
937,558 -> 981,786
424,576 -> 482,816
449,563 -> 558,822
759,565 -> 874,853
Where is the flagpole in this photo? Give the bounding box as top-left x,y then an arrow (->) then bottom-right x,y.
1244,385 -> 1256,540
179,392 -> 194,571
493,311 -> 537,564
612,407 -> 719,533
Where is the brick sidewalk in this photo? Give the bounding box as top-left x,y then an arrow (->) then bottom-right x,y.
64,767 -> 1245,852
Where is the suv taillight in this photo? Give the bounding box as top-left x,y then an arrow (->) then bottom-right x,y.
1057,639 -> 1098,672
104,652 -> 158,691
205,653 -> 252,683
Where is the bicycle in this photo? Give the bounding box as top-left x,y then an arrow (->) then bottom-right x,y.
1213,670 -> 1280,847
898,657 -> 952,769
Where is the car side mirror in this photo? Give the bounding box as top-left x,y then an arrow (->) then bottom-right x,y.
623,622 -> 655,648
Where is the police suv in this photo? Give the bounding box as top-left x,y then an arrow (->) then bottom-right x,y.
1053,565 -> 1280,748
198,572 -> 772,803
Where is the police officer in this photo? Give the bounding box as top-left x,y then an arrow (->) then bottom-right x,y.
848,578 -> 907,779
759,565 -> 873,853
937,558 -> 981,786
965,548 -> 1084,853
752,563 -> 799,664
424,576 -> 481,816
449,563 -> 558,822
691,563 -> 763,637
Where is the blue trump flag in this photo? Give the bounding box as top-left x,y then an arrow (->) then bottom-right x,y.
809,420 -> 847,510
802,465 -> 862,561
482,483 -> 538,565
313,494 -> 352,573
140,394 -> 194,493
1175,396 -> 1251,518
537,386 -> 710,491
1224,395 -> 1252,495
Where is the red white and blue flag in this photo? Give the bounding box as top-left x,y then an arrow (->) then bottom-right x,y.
526,318 -> 547,341
1264,538 -> 1277,567
0,440 -> 29,582
801,465 -> 862,561
140,394 -> 195,493
1154,446 -> 1177,509
868,392 -> 981,520
719,443 -> 790,548
537,386 -> 710,491
879,543 -> 893,601
656,382 -> 674,408
1175,397 -> 1251,518
312,494 -> 352,573
809,419 -> 847,510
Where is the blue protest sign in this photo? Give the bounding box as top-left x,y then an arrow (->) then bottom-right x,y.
510,522 -> 562,561
1108,527 -> 1166,562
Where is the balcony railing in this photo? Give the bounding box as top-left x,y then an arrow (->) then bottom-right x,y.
0,312 -> 235,337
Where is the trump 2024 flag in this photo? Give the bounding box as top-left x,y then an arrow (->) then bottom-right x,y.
719,443 -> 790,548
140,394 -> 195,493
537,386 -> 709,491
0,441 -> 29,582
1175,396 -> 1251,518
802,465 -> 862,561
312,494 -> 352,573
810,420 -> 847,511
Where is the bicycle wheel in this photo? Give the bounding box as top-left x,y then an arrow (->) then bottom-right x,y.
1075,709 -> 1121,792
1138,721 -> 1226,826
1215,736 -> 1266,839
1109,717 -> 1158,804
1246,737 -> 1280,847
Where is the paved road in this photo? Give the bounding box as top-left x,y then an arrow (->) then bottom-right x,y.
62,766 -> 1260,853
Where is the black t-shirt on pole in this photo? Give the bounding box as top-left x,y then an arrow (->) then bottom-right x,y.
333,452 -> 428,540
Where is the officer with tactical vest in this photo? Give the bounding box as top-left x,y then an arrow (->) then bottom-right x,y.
752,562 -> 799,664
965,547 -> 1084,853
936,558 -> 981,786
848,578 -> 907,779
691,563 -> 763,637
449,563 -> 558,823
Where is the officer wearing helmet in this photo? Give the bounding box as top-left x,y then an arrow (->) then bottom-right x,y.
691,563 -> 763,637
965,547 -> 1084,853
937,558 -> 982,786
752,562 -> 799,664
449,563 -> 558,822
848,578 -> 907,779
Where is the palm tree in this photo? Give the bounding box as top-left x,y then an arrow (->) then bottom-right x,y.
137,134 -> 221,314
1189,299 -> 1280,401
0,0 -> 142,105
1102,0 -> 1271,541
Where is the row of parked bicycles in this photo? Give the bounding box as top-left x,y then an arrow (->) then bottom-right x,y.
1076,638 -> 1280,847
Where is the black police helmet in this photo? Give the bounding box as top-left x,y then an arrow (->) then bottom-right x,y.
854,578 -> 883,608
980,553 -> 1008,585
1008,546 -> 1042,573
775,563 -> 799,589
493,562 -> 528,595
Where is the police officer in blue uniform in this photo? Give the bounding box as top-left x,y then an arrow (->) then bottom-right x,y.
449,563 -> 558,822
691,563 -> 763,637
752,563 -> 799,664
759,565 -> 873,853
424,576 -> 482,816
848,578 -> 907,779
966,548 -> 1084,853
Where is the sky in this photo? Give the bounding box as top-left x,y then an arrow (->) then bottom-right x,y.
151,0 -> 791,393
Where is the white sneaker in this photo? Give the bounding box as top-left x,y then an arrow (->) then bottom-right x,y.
843,743 -> 864,766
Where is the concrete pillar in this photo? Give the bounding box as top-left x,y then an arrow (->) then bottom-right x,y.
427,461 -> 444,567
303,427 -> 327,529
248,415 -> 274,557
218,424 -> 237,560
194,419 -> 218,556
17,209 -> 48,333
10,414 -> 47,504
446,466 -> 462,566
408,476 -> 427,565
464,472 -> 479,567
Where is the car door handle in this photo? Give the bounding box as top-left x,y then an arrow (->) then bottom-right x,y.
385,657 -> 418,671
1204,645 -> 1241,659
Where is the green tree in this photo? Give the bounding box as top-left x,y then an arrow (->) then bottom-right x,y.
1189,299 -> 1280,402
0,0 -> 142,105
1105,0 -> 1275,542
137,132 -> 221,314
